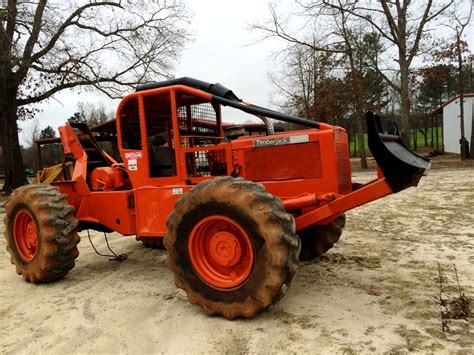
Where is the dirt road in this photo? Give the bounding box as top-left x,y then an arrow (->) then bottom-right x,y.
0,158 -> 472,354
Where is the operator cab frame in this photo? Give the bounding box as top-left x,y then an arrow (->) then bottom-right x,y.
116,86 -> 231,188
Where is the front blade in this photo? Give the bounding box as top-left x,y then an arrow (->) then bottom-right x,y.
367,111 -> 431,193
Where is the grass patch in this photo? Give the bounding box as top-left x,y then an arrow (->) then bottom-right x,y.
349,127 -> 442,155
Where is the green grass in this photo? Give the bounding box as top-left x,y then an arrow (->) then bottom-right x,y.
349,127 -> 442,156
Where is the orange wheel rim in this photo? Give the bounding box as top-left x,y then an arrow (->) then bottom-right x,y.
188,215 -> 254,289
13,210 -> 38,261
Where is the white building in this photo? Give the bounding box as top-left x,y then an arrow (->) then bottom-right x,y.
432,93 -> 474,154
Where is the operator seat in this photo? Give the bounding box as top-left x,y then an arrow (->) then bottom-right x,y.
150,135 -> 176,177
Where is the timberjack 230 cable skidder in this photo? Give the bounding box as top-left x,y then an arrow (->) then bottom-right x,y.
3,78 -> 430,319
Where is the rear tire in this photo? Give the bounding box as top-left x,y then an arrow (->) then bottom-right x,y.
4,184 -> 80,283
298,214 -> 345,261
164,177 -> 300,320
136,237 -> 164,249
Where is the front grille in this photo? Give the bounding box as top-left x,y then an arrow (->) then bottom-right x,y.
335,133 -> 352,194
243,142 -> 322,181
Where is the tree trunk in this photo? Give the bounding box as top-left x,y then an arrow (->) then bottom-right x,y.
352,127 -> 357,157
420,128 -> 428,148
430,114 -> 434,148
0,91 -> 28,193
436,116 -> 440,151
357,110 -> 368,169
457,32 -> 467,160
399,62 -> 411,147
412,123 -> 417,151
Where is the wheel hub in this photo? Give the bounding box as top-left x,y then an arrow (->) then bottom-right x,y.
13,210 -> 38,261
188,215 -> 254,289
209,232 -> 242,267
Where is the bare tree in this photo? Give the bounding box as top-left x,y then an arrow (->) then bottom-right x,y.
324,2 -> 369,168
319,0 -> 454,146
21,117 -> 40,148
252,1 -> 390,168
269,45 -> 343,122
430,0 -> 473,158
250,4 -> 345,55
19,117 -> 41,172
76,101 -> 113,126
0,0 -> 191,192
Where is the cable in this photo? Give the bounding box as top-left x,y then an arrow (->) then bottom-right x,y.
86,230 -> 127,262
103,232 -> 128,261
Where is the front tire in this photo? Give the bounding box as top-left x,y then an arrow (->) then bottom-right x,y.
164,177 -> 300,320
4,184 -> 80,283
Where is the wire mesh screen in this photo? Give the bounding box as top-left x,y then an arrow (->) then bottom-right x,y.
119,98 -> 141,150
179,138 -> 190,148
336,141 -> 351,193
176,94 -> 220,139
185,149 -> 227,177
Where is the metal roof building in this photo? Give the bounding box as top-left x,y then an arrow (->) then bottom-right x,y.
431,93 -> 474,154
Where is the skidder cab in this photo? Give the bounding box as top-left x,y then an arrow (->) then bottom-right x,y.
4,77 -> 430,319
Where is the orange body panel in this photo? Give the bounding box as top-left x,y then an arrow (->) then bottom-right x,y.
53,179 -> 136,235
134,185 -> 192,237
54,84 -> 395,239
230,128 -> 346,198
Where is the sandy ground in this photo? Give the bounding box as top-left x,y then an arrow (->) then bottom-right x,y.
0,156 -> 472,354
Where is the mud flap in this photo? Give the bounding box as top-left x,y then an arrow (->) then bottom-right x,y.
367,111 -> 431,193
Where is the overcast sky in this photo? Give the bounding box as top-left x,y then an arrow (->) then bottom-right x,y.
19,0 -> 474,144
20,0 -> 283,142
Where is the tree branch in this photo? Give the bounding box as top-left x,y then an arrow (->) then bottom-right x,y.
250,4 -> 344,54
0,0 -> 18,59
29,2 -> 121,64
20,0 -> 47,70
379,0 -> 400,44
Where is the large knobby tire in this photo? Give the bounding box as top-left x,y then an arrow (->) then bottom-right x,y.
4,184 -> 80,283
298,214 -> 346,261
136,236 -> 164,249
164,177 -> 300,320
